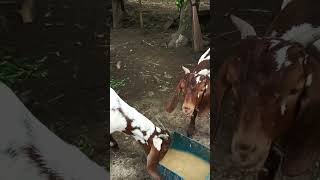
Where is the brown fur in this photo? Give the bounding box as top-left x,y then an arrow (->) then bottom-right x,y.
215,37 -> 320,175
111,107 -> 171,180
166,60 -> 210,136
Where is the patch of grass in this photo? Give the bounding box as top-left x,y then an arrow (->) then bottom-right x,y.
0,58 -> 48,87
74,134 -> 94,157
110,78 -> 125,91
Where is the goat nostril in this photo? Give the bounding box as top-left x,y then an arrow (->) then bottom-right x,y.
237,143 -> 256,152
239,144 -> 250,151
239,153 -> 248,162
251,146 -> 257,152
183,107 -> 191,111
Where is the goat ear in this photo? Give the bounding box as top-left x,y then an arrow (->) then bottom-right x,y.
295,57 -> 320,120
281,58 -> 320,176
215,60 -> 237,115
166,80 -> 183,113
182,66 -> 190,74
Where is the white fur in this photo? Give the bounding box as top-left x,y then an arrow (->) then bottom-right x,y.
306,74 -> 313,87
270,39 -> 281,49
198,48 -> 210,64
313,39 -> 320,50
110,88 -> 167,151
152,136 -> 163,151
0,82 -> 109,180
196,76 -> 201,84
281,99 -> 287,115
275,45 -> 290,71
270,31 -> 278,37
284,60 -> 292,67
281,23 -> 313,41
197,69 -> 210,78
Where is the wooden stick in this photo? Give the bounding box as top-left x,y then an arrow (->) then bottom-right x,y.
139,0 -> 143,29
191,0 -> 203,52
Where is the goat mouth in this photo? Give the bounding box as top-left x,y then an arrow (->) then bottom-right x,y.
232,153 -> 266,170
183,111 -> 194,116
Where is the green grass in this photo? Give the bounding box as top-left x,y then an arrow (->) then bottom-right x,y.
74,133 -> 94,157
110,78 -> 126,91
0,57 -> 48,87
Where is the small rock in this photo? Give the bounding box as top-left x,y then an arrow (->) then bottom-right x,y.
147,91 -> 154,97
110,45 -> 115,52
163,72 -> 173,79
116,61 -> 121,69
75,41 -> 83,46
175,34 -> 188,47
160,42 -> 168,48
153,75 -> 161,83
168,33 -> 179,48
159,86 -> 169,92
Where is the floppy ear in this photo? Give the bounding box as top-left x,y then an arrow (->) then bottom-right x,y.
281,56 -> 320,177
295,56 -> 320,121
166,80 -> 183,113
215,60 -> 238,115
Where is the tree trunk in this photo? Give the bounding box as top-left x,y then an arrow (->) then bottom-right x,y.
169,0 -> 200,48
112,0 -> 126,29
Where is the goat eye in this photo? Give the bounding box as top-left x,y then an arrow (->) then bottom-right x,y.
289,89 -> 298,95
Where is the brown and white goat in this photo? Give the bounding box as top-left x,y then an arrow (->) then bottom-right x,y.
0,82 -> 109,180
166,48 -> 210,136
110,88 -> 171,180
215,0 -> 320,177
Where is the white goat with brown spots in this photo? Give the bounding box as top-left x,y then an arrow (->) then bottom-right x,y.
110,88 -> 171,180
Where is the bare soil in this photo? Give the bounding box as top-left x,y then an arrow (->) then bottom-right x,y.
0,0 -> 109,171
110,0 -> 209,179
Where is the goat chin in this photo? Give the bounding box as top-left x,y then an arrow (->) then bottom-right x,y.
0,82 -> 109,180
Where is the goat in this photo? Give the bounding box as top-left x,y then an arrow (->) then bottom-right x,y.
215,0 -> 320,177
0,82 -> 109,180
166,48 -> 210,136
110,87 -> 171,180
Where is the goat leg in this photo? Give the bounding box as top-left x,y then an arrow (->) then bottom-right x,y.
110,135 -> 119,149
146,146 -> 162,180
187,110 -> 197,137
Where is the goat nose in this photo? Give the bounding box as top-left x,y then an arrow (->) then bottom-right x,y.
236,143 -> 256,153
183,106 -> 192,113
239,153 -> 248,162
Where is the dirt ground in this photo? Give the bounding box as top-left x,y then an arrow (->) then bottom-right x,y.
0,0 -> 108,171
110,0 -> 210,179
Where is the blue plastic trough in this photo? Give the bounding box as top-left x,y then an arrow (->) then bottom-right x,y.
158,132 -> 210,180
